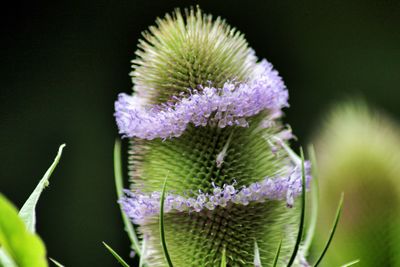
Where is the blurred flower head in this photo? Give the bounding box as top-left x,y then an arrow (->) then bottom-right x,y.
313,100 -> 400,266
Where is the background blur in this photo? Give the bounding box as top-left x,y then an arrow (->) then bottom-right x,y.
1,0 -> 399,266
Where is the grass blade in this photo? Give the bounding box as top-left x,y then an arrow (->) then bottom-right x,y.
160,175 -> 173,267
220,247 -> 226,267
253,240 -> 262,267
19,144 -> 65,233
287,147 -> 306,266
102,241 -> 130,267
313,192 -> 344,267
302,145 -> 319,253
272,238 -> 282,267
340,259 -> 360,267
114,140 -> 141,256
49,258 -> 65,267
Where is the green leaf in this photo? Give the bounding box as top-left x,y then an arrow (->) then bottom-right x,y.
302,145 -> 319,253
271,238 -> 282,267
49,258 -> 64,267
19,144 -> 65,233
220,247 -> 226,267
253,240 -> 262,267
159,175 -> 173,267
0,194 -> 47,267
102,242 -> 130,267
340,259 -> 360,267
313,192 -> 345,267
287,148 -> 307,267
114,140 -> 141,256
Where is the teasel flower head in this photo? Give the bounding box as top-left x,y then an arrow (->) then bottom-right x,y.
115,7 -> 311,266
313,100 -> 400,267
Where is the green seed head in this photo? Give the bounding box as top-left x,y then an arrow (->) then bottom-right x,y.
124,7 -> 301,266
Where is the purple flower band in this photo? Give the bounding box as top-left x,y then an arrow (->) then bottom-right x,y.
120,162 -> 311,224
114,60 -> 288,140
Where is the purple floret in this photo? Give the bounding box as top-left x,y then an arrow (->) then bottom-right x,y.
119,161 -> 311,224
114,59 -> 288,140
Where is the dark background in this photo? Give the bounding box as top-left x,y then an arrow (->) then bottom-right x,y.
1,0 -> 399,266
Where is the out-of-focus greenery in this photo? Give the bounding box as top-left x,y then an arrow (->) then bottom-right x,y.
312,101 -> 400,266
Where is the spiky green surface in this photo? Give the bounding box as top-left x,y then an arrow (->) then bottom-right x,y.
129,114 -> 290,194
128,8 -> 300,266
131,8 -> 257,104
141,201 -> 299,267
313,101 -> 400,267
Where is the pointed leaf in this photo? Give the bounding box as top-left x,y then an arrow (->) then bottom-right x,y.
313,193 -> 344,267
159,175 -> 173,267
272,238 -> 282,267
302,145 -> 319,253
220,247 -> 226,267
49,258 -> 64,267
102,242 -> 130,267
0,194 -> 47,267
253,240 -> 262,267
19,144 -> 65,233
138,236 -> 147,267
114,140 -> 141,256
287,148 -> 307,266
340,259 -> 360,267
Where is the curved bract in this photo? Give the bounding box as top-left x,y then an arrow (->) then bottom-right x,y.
115,8 -> 310,266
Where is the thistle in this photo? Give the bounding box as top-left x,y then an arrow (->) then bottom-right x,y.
114,8 -> 312,266
313,101 -> 400,267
